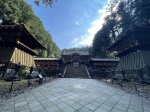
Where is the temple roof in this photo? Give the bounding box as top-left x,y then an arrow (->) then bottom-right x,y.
62,51 -> 90,56
0,20 -> 46,49
107,25 -> 150,51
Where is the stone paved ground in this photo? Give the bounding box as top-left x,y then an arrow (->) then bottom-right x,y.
0,78 -> 150,112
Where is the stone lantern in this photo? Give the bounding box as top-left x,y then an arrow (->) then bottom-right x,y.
9,62 -> 21,92
27,66 -> 34,87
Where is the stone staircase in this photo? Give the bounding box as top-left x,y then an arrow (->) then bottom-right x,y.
64,65 -> 89,78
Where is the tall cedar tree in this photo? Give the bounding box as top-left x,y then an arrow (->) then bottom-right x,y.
91,0 -> 150,58
0,0 -> 61,57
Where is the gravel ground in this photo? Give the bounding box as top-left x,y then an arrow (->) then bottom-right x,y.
100,78 -> 150,101
0,77 -> 57,102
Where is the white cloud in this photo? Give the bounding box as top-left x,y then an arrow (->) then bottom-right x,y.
71,0 -> 111,47
75,21 -> 80,26
83,11 -> 90,18
71,35 -> 93,47
98,9 -> 103,14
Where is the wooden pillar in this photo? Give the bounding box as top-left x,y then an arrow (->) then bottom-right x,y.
134,52 -> 136,69
126,55 -> 128,70
24,51 -> 26,66
132,52 -> 134,69
122,56 -> 124,70
124,56 -> 127,70
135,52 -> 138,68
22,50 -> 24,66
127,55 -> 130,70
14,48 -> 17,64
134,52 -> 137,69
27,54 -> 29,67
129,53 -> 132,70
25,52 -> 27,66
138,51 -> 141,68
117,58 -> 121,71
123,56 -> 125,70
131,53 -> 133,69
139,51 -> 142,68
124,56 -> 126,70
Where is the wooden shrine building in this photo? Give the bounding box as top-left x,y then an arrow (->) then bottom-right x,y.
61,51 -> 91,65
34,58 -> 64,76
90,58 -> 119,71
107,25 -> 150,83
34,51 -> 119,70
0,20 -> 45,78
34,50 -> 119,78
34,58 -> 61,70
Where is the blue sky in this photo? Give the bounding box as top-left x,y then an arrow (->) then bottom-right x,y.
26,0 -> 111,50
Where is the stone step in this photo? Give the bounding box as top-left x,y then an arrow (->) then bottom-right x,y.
64,65 -> 88,78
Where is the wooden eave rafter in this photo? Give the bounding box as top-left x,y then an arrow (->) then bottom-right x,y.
0,24 -> 46,49
116,43 -> 150,57
20,24 -> 46,49
16,40 -> 38,55
0,41 -> 38,55
107,25 -> 150,51
107,27 -> 133,51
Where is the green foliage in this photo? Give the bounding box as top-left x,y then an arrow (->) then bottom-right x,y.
42,50 -> 47,57
34,0 -> 56,7
62,47 -> 88,51
18,69 -> 29,79
51,53 -> 55,58
92,24 -> 111,58
0,0 -> 61,57
62,46 -> 91,54
91,0 -> 150,58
